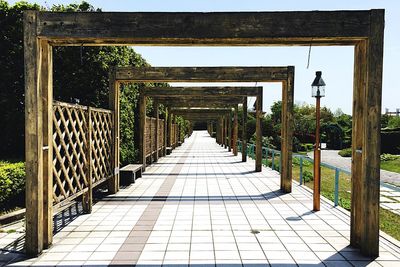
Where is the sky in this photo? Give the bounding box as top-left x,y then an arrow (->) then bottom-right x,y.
8,0 -> 400,114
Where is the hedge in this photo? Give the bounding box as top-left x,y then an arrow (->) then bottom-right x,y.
0,161 -> 25,208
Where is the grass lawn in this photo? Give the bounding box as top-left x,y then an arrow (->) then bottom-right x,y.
380,158 -> 400,173
260,154 -> 400,241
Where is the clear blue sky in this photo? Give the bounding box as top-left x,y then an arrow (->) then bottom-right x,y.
9,0 -> 400,114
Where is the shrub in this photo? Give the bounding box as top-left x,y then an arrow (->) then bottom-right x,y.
302,170 -> 313,183
338,148 -> 352,157
0,161 -> 25,207
298,143 -> 314,152
381,153 -> 400,161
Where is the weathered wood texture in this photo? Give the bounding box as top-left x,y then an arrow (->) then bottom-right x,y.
154,101 -> 159,161
228,112 -> 232,152
41,40 -> 53,248
144,86 -> 262,96
117,67 -> 290,82
255,90 -> 263,172
359,10 -> 384,257
144,117 -> 165,161
37,11 -> 371,45
160,98 -> 243,108
280,67 -> 294,193
24,11 -> 43,256
233,105 -> 238,156
24,9 -> 384,257
351,41 -> 366,249
242,99 -> 247,162
52,102 -> 113,207
139,91 -> 146,170
108,69 -> 119,194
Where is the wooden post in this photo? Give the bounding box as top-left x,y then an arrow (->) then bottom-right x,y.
223,116 -> 225,147
351,41 -> 366,249
24,11 -> 44,256
172,114 -> 176,148
242,98 -> 247,162
83,107 -> 93,214
360,10 -> 384,257
210,122 -> 214,138
163,113 -> 167,156
216,120 -> 220,143
148,116 -> 152,165
154,101 -> 159,161
228,112 -> 232,152
255,90 -> 262,172
233,105 -> 238,156
40,40 -> 53,249
139,90 -> 146,171
108,68 -> 119,194
281,67 -> 294,193
167,108 -> 172,148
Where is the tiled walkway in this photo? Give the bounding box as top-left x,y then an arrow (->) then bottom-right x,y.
2,131 -> 400,266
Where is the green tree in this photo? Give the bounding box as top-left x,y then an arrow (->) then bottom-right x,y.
0,1 -> 164,165
388,116 -> 400,129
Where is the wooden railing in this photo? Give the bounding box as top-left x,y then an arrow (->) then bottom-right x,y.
52,101 -> 113,208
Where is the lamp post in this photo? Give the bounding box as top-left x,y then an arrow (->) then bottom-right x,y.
311,71 -> 326,211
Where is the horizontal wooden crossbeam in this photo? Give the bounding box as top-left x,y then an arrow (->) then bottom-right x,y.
36,11 -> 372,46
144,86 -> 262,97
117,67 -> 289,82
171,109 -> 231,115
158,97 -> 244,108
163,102 -> 236,108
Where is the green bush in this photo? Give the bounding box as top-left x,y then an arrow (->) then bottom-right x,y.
0,161 -> 25,207
338,148 -> 352,157
381,153 -> 400,161
298,143 -> 314,152
302,170 -> 313,183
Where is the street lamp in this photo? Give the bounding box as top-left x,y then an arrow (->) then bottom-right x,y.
311,71 -> 326,211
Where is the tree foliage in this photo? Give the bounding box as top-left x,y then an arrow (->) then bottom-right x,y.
0,1 -> 190,165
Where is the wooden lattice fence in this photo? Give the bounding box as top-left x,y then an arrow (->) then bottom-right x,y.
52,101 -> 113,208
145,116 -> 165,160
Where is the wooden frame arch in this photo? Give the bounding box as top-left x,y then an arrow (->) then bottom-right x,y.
24,10 -> 383,256
115,66 -> 292,188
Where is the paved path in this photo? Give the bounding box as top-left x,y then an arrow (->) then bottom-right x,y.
307,150 -> 400,216
1,131 -> 400,266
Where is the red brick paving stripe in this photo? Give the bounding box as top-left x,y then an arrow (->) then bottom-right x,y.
110,142 -> 193,265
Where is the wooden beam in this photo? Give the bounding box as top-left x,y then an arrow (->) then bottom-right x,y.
167,107 -> 172,148
280,66 -> 294,193
360,9 -> 384,257
108,67 -> 119,194
172,109 -> 231,113
228,112 -> 232,152
255,89 -> 263,172
24,11 -> 44,256
117,67 -> 290,82
155,101 -> 159,161
139,89 -> 146,171
37,11 -> 372,46
351,41 -> 366,249
40,40 -> 53,249
163,109 -> 167,155
233,105 -> 238,156
144,86 -> 262,96
242,98 -> 247,162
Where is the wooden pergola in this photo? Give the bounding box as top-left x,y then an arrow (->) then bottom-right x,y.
146,86 -> 263,163
24,10 -> 384,256
116,67 -> 293,187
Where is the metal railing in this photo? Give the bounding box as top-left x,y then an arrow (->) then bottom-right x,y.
237,140 -> 348,207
